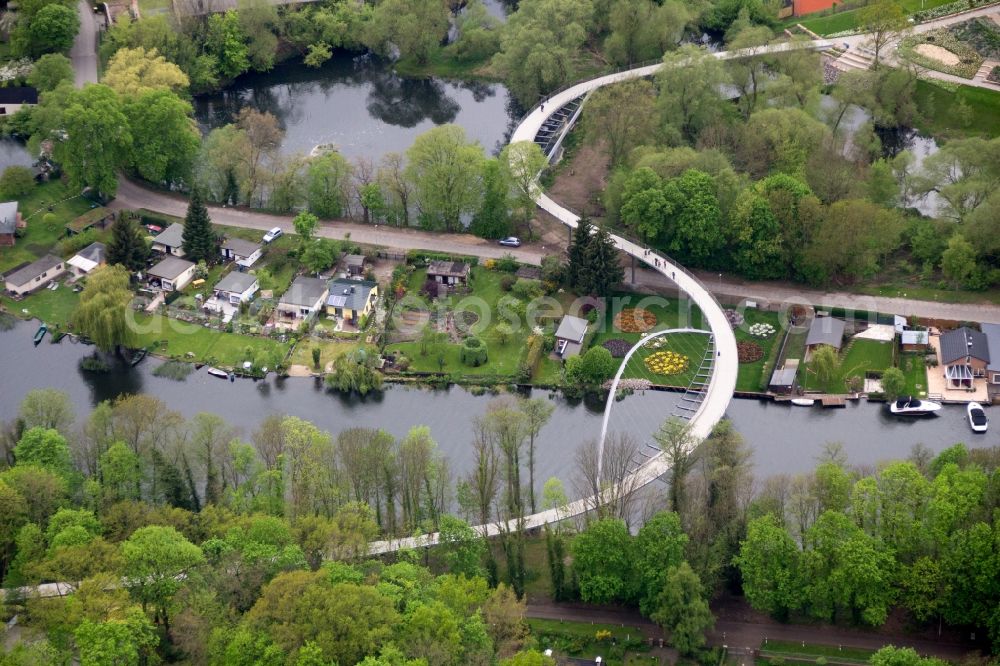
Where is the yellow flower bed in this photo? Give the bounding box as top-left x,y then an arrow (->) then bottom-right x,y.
644,350 -> 689,376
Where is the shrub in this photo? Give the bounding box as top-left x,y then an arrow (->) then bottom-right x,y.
460,336 -> 488,367
0,165 -> 35,199
512,278 -> 542,299
500,274 -> 516,292
737,341 -> 764,363
421,279 -> 442,299
58,229 -> 100,256
495,253 -> 518,272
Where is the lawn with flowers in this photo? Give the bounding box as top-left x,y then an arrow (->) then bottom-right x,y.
733,309 -> 784,392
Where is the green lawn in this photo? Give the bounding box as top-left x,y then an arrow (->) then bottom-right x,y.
914,79 -> 1000,140
792,0 -> 954,35
735,310 -> 783,393
803,338 -> 894,393
133,313 -> 290,368
1,283 -> 80,326
899,352 -> 928,397
385,267 -> 546,379
761,639 -> 877,663
288,338 -> 365,369
1,180 -> 95,274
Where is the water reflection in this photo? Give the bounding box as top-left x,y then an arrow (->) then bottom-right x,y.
193,53 -> 516,159
0,138 -> 34,171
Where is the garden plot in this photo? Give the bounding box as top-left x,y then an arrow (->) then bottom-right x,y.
901,18 -> 1000,78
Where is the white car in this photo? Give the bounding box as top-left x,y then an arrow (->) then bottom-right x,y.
262,227 -> 283,243
499,236 -> 521,247
967,402 -> 988,433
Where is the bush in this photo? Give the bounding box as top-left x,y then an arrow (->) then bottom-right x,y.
421,279 -> 443,299
460,336 -> 488,367
58,229 -> 100,256
500,274 -> 516,292
511,278 -> 542,300
495,253 -> 518,272
406,250 -> 479,267
0,166 -> 35,199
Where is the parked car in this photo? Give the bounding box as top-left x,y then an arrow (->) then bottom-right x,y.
145,224 -> 163,234
263,227 -> 283,243
499,236 -> 521,247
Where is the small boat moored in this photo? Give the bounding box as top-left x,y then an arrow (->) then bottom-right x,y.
790,398 -> 815,407
207,367 -> 228,378
967,402 -> 988,433
890,396 -> 942,416
33,322 -> 47,345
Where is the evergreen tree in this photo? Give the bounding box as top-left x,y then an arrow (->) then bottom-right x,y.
182,189 -> 217,263
583,224 -> 624,296
106,213 -> 149,272
566,217 -> 594,291
470,160 -> 511,240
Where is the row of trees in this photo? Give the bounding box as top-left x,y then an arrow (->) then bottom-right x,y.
197,119 -> 548,236
736,443 -> 1000,647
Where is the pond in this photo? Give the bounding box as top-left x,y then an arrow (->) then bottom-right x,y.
0,321 -> 981,501
0,137 -> 35,172
193,53 -> 520,161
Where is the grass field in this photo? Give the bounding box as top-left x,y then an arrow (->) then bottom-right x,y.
792,0 -> 954,35
914,79 -> 1000,140
1,283 -> 80,325
133,313 -> 290,368
527,617 -> 653,665
385,267 -> 547,379
899,352 -> 928,397
735,310 -> 783,393
0,181 -> 95,274
803,338 -> 894,392
761,639 -> 876,662
287,338 -> 366,369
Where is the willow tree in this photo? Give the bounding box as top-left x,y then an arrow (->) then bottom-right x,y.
71,265 -> 136,354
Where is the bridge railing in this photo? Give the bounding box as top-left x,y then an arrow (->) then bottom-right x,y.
513,57 -> 665,129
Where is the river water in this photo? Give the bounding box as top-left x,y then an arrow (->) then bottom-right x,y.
0,321 -> 982,497
193,53 -> 519,161
0,138 -> 34,172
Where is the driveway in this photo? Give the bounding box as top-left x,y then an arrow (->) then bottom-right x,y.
70,0 -> 99,87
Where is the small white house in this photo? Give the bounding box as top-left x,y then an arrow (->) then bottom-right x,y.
151,223 -> 186,257
0,87 -> 38,116
554,314 -> 588,358
3,255 -> 65,297
220,237 -> 263,268
147,256 -> 196,292
67,242 -> 106,278
276,276 -> 328,324
213,271 -> 258,305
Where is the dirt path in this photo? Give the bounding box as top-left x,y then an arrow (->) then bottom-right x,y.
544,138 -> 612,218
526,600 -> 981,660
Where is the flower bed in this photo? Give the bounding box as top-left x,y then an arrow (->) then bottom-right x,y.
602,338 -> 632,358
603,377 -> 653,391
724,309 -> 745,328
900,29 -> 984,78
644,351 -> 689,376
749,323 -> 775,338
914,0 -> 997,23
613,308 -> 657,333
737,341 -> 764,364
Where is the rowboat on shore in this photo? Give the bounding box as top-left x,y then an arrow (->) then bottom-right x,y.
790,398 -> 815,407
33,323 -> 47,345
206,367 -> 228,378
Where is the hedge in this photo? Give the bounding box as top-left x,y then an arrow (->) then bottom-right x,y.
406,250 -> 479,267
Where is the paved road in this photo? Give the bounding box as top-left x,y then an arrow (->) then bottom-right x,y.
70,0 -> 99,88
526,602 -> 978,661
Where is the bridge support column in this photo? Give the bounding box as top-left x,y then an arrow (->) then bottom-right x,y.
567,224 -> 572,249
631,255 -> 636,284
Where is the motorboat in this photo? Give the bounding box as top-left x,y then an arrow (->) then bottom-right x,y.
890,396 -> 942,416
790,398 -> 815,407
967,402 -> 988,433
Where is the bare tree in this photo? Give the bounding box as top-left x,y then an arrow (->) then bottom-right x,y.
520,398 -> 555,514
352,156 -> 377,223
477,399 -> 528,520
574,432 -> 643,523
236,108 -> 284,206
468,424 -> 501,526
189,412 -> 238,506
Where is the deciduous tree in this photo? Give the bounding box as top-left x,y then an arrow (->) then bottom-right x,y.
59,84 -> 132,197
71,265 -> 136,354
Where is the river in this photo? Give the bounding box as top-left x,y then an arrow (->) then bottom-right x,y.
193,53 -> 519,161
0,321 -> 983,497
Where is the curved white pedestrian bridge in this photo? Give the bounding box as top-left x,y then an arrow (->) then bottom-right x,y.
369,44 -> 852,554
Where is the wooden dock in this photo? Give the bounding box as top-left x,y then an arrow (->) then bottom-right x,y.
821,396 -> 846,408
